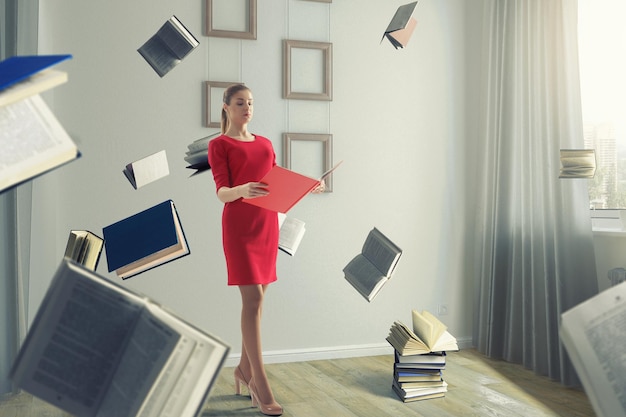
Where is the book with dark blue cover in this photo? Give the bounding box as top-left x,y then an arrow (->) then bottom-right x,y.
0,54 -> 72,91
103,200 -> 190,279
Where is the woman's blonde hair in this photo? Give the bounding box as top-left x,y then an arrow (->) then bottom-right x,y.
221,83 -> 250,134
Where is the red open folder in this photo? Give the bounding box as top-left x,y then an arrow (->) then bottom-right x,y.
243,162 -> 342,213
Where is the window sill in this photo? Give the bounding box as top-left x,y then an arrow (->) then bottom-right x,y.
592,228 -> 626,237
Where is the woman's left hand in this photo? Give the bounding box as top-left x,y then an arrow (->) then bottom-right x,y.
311,180 -> 325,194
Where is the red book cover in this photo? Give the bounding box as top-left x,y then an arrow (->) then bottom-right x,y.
242,166 -> 319,213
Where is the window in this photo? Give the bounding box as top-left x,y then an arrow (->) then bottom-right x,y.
578,1 -> 626,211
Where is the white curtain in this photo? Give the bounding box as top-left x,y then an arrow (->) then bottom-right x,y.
472,0 -> 599,386
0,0 -> 37,395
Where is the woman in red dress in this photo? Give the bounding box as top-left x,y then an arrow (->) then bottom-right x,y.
207,84 -> 282,416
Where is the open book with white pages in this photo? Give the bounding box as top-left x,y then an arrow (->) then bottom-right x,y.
10,259 -> 229,417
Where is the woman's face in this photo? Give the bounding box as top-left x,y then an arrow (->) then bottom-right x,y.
225,89 -> 253,126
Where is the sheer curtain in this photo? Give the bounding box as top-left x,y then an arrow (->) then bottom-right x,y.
472,0 -> 599,386
0,0 -> 37,395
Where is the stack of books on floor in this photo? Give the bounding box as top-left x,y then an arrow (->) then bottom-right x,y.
386,309 -> 459,402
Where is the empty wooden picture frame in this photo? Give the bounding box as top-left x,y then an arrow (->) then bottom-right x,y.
205,81 -> 238,128
205,0 -> 257,40
283,133 -> 334,192
283,40 -> 333,101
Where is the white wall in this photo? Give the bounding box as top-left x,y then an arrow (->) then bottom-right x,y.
31,0 -> 476,362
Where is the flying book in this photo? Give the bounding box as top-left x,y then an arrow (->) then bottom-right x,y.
343,227 -> 402,302
123,150 -> 170,189
0,54 -> 71,92
560,281 -> 626,417
559,149 -> 596,179
242,161 -> 342,213
10,259 -> 229,417
185,133 -> 218,176
382,1 -> 418,49
278,212 -> 306,256
138,15 -> 200,77
386,310 -> 459,355
103,200 -> 190,279
0,68 -> 68,108
0,94 -> 80,194
63,230 -> 104,271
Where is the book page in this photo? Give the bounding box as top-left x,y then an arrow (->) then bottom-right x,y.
0,94 -> 78,192
343,254 -> 387,301
95,310 -> 182,417
0,68 -> 67,107
145,303 -> 229,417
361,228 -> 402,277
278,214 -> 306,255
561,283 -> 626,417
158,18 -> 197,59
128,150 -> 170,189
10,261 -> 145,417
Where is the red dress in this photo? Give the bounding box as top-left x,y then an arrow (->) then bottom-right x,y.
208,134 -> 278,286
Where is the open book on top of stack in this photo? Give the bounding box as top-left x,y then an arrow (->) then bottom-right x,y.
387,309 -> 457,402
387,309 -> 459,355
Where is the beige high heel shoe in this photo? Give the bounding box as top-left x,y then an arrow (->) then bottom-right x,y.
248,378 -> 283,416
234,366 -> 249,395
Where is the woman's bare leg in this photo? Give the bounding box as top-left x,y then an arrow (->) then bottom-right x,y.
239,284 -> 275,403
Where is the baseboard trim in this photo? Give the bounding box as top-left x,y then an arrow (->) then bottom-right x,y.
223,336 -> 473,368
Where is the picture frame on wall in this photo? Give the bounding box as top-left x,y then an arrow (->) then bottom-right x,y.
283,40 -> 333,101
205,0 -> 257,40
205,81 -> 239,128
283,133 -> 334,192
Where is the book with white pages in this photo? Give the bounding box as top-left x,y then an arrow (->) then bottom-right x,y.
10,259 -> 229,417
560,281 -> 626,417
278,212 -> 306,256
0,69 -> 68,107
123,150 -> 170,189
0,94 -> 79,193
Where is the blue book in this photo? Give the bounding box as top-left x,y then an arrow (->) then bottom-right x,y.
103,200 -> 190,279
0,54 -> 72,91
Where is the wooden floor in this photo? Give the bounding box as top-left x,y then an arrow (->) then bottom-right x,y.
0,349 -> 595,417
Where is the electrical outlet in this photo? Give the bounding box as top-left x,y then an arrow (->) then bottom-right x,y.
438,304 -> 449,316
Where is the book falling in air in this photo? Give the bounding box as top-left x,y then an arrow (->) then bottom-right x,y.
123,149 -> 170,189
0,54 -> 71,107
63,230 -> 104,271
343,227 -> 402,302
560,281 -> 626,417
0,94 -> 80,194
386,310 -> 459,355
278,212 -> 306,256
185,133 -> 219,176
559,149 -> 596,179
382,1 -> 418,49
10,259 -> 230,417
243,161 -> 342,213
138,15 -> 200,77
103,200 -> 190,279
0,54 -> 71,104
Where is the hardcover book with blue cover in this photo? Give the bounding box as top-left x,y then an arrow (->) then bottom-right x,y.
0,54 -> 72,91
103,200 -> 190,279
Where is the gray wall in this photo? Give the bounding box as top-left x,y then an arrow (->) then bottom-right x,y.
27,0 -> 479,364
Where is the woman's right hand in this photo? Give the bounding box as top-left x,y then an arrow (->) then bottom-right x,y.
239,182 -> 269,199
